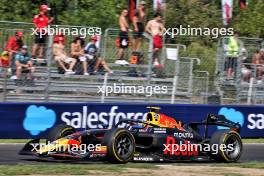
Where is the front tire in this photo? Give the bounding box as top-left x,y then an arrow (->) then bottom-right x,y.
104,128 -> 135,163
210,130 -> 243,162
47,124 -> 76,143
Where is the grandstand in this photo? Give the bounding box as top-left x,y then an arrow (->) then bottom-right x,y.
0,21 -> 263,105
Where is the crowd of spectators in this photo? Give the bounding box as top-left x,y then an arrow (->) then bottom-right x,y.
1,2 -> 262,86
116,1 -> 165,67
224,34 -> 264,84
240,48 -> 264,84
0,4 -> 114,81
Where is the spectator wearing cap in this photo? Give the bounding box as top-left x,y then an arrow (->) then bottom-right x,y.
53,34 -> 76,75
54,33 -> 65,45
80,36 -> 112,75
5,31 -> 24,64
15,45 -> 35,80
32,4 -> 54,60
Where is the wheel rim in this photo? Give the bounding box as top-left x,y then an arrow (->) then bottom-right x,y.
115,134 -> 133,159
224,134 -> 241,160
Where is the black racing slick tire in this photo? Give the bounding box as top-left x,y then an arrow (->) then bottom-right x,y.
210,130 -> 243,162
47,124 -> 76,143
104,128 -> 135,163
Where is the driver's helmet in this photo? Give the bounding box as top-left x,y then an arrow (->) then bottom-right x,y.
146,111 -> 160,125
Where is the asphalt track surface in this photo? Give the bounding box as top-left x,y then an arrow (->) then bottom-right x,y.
0,143 -> 263,164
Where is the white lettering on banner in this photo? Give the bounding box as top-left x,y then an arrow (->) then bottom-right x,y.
247,114 -> 264,130
61,106 -> 147,129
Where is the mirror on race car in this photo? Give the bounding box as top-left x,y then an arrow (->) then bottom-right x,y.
207,114 -> 218,122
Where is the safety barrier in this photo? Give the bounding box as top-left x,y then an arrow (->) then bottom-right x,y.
0,21 -> 211,104
0,103 -> 263,138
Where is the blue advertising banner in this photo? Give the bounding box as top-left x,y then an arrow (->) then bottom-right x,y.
0,103 -> 263,138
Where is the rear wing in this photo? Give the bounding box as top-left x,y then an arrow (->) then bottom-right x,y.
189,114 -> 241,139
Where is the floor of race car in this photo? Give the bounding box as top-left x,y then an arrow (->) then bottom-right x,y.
0,143 -> 263,164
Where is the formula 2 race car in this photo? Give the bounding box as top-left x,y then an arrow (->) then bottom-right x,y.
19,107 -> 243,163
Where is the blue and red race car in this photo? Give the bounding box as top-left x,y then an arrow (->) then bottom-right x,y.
20,107 -> 243,163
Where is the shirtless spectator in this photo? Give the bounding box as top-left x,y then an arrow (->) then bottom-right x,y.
80,36 -> 113,75
115,9 -> 130,65
32,4 -> 54,61
145,12 -> 165,67
5,31 -> 24,64
53,35 -> 76,75
71,37 -> 86,75
133,1 -> 146,52
240,48 -> 252,83
252,49 -> 264,84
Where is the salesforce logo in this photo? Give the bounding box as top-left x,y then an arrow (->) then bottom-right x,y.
61,106 -> 147,129
217,107 -> 244,129
23,105 -> 56,135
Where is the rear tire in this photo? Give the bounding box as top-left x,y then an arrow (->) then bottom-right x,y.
210,130 -> 243,162
47,124 -> 76,143
104,128 -> 135,163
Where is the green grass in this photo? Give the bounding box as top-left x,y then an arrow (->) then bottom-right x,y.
0,163 -> 156,175
0,139 -> 46,143
242,138 -> 264,143
219,161 -> 264,169
223,174 -> 245,176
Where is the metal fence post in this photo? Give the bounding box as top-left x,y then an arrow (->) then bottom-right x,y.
170,44 -> 186,104
101,73 -> 108,103
144,33 -> 153,103
44,35 -> 53,102
247,77 -> 254,105
2,68 -> 8,102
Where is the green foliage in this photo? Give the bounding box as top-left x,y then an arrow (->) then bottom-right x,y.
231,0 -> 264,38
181,42 -> 217,77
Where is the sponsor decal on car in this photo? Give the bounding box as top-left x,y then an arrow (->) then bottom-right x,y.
133,157 -> 154,161
139,127 -> 150,133
153,128 -> 167,134
174,132 -> 194,139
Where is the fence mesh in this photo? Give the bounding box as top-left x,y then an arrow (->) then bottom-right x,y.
0,21 -> 263,104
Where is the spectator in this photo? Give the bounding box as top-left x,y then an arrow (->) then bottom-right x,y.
53,35 -> 76,75
80,36 -> 112,75
240,48 -> 252,83
71,37 -> 85,75
115,9 -> 130,65
54,33 -> 65,45
225,33 -> 240,80
15,45 -> 35,80
0,51 -> 9,68
5,31 -> 24,64
32,4 -> 54,61
133,1 -> 146,52
252,48 -> 264,84
145,12 -> 165,67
